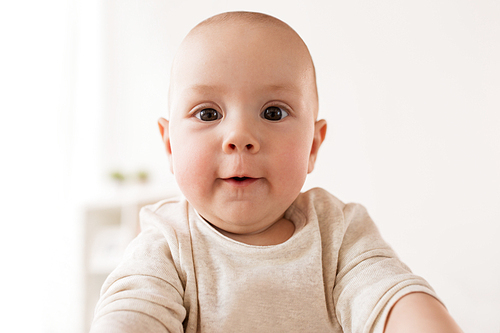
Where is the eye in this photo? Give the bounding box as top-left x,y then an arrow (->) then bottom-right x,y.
261,106 -> 289,121
195,108 -> 222,121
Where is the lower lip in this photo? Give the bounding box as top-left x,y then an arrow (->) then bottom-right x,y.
223,178 -> 259,187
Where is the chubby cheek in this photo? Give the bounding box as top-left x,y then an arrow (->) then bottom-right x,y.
272,135 -> 311,194
170,133 -> 215,199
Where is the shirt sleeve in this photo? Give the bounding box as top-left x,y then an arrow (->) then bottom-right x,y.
90,226 -> 187,333
332,203 -> 440,333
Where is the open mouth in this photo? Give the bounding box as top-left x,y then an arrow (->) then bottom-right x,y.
232,177 -> 251,181
223,176 -> 258,187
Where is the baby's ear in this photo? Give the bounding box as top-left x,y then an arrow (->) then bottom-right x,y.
308,119 -> 327,173
158,117 -> 174,174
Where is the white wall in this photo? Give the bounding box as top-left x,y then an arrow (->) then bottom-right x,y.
1,1 -> 83,332
3,0 -> 499,332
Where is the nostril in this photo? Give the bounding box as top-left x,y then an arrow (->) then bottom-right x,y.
224,142 -> 257,152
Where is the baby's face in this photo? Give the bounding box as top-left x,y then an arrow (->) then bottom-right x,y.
159,19 -> 326,235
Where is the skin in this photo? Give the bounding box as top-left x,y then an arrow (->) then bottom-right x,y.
384,292 -> 463,333
159,14 -> 326,246
158,12 -> 462,332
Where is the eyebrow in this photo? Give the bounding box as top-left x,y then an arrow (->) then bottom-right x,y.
183,84 -> 224,94
262,84 -> 300,94
183,83 -> 301,95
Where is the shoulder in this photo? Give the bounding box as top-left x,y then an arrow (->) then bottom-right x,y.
298,187 -> 368,222
125,195 -> 189,259
294,188 -> 380,246
139,195 -> 190,233
301,188 -> 372,224
135,196 -> 194,270
141,195 -> 187,217
298,187 -> 345,214
291,188 -> 347,241
301,187 -> 345,205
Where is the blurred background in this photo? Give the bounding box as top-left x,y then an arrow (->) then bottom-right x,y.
1,0 -> 499,332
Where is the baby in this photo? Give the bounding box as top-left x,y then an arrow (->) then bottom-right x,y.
90,11 -> 462,333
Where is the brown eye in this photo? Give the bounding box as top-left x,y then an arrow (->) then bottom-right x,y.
261,106 -> 289,121
196,108 -> 221,121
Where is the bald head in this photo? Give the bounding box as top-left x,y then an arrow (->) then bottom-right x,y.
191,11 -> 304,40
194,11 -> 289,29
168,11 -> 319,118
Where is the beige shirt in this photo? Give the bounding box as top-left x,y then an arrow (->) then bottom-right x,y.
91,188 -> 438,333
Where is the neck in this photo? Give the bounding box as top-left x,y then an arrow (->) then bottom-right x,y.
211,218 -> 295,246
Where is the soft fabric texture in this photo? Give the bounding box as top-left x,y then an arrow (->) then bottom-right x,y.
91,188 -> 438,333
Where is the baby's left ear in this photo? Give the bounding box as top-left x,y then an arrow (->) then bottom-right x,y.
308,119 -> 327,173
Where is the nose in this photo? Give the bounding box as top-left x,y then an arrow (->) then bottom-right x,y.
222,119 -> 260,154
